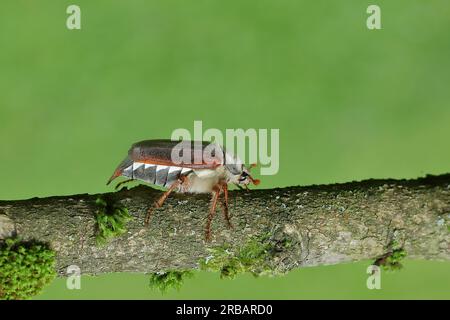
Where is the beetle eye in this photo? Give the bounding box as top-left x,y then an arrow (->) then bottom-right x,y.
239,172 -> 248,181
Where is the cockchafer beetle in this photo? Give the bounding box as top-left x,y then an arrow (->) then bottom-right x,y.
107,139 -> 260,241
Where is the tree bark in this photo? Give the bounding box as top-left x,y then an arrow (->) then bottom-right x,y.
0,174 -> 449,276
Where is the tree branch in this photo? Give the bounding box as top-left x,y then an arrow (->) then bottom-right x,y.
0,174 -> 449,275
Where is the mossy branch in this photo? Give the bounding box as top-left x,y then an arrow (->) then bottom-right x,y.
94,197 -> 131,245
0,238 -> 56,300
0,174 -> 449,277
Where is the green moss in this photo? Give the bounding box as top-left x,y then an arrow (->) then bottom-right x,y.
200,233 -> 282,279
0,238 -> 56,300
148,270 -> 194,294
382,248 -> 407,271
95,197 -> 132,245
374,240 -> 408,272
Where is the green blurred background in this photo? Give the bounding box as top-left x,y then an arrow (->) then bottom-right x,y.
0,0 -> 449,299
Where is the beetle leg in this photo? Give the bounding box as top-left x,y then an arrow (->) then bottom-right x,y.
233,183 -> 244,190
114,179 -> 134,191
220,183 -> 233,229
144,177 -> 184,226
205,185 -> 220,241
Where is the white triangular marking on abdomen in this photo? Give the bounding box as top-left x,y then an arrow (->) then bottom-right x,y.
181,168 -> 192,174
133,162 -> 144,170
144,164 -> 156,169
156,165 -> 168,172
123,165 -> 133,174
168,166 -> 182,174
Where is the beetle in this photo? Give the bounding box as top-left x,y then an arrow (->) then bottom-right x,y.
107,139 -> 260,241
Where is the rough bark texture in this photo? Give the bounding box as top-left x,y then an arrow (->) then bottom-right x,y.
0,174 -> 449,276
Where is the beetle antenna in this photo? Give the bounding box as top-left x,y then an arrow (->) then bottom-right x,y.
247,163 -> 258,172
248,175 -> 261,186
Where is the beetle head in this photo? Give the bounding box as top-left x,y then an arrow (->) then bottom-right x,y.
225,158 -> 260,190
235,164 -> 261,190
237,163 -> 260,189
